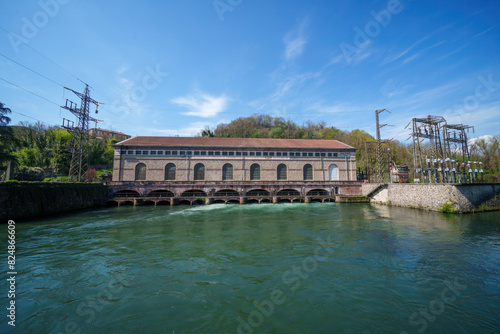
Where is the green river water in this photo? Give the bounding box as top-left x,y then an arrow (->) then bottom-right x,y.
1,203 -> 500,333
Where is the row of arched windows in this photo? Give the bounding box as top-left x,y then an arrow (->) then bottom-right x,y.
135,163 -> 339,181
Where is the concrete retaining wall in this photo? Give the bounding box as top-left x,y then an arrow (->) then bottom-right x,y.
0,182 -> 108,221
362,183 -> 500,213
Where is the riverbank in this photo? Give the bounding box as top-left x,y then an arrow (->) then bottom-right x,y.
0,181 -> 108,222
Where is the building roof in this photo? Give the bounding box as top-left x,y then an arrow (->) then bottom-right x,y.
115,136 -> 355,149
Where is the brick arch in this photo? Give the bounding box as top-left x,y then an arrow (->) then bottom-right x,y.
250,163 -> 260,181
214,189 -> 239,197
246,189 -> 270,196
306,188 -> 329,196
113,190 -> 141,198
181,189 -> 208,197
135,163 -> 147,181
165,163 -> 176,181
303,164 -> 313,181
277,189 -> 300,196
147,190 -> 175,198
194,163 -> 205,181
277,163 -> 287,180
222,163 -> 233,181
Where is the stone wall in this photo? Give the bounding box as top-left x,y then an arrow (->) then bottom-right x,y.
362,183 -> 500,213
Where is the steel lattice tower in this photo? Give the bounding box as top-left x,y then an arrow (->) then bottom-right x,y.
375,109 -> 390,183
61,84 -> 100,182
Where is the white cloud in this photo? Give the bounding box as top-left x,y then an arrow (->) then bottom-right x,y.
328,53 -> 344,66
474,27 -> 494,38
382,35 -> 430,65
171,92 -> 229,118
249,71 -> 321,115
117,65 -> 130,75
283,19 -> 308,61
284,36 -> 306,61
469,135 -> 494,146
142,121 -> 221,137
306,101 -> 373,115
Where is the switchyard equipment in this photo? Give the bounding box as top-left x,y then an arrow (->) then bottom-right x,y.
61,84 -> 101,182
411,115 -> 481,183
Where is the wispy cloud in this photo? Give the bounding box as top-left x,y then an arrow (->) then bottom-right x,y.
328,53 -> 344,66
382,35 -> 430,65
283,19 -> 308,61
474,27 -> 494,38
249,71 -> 321,115
117,65 -> 129,75
306,101 -> 373,115
142,121 -> 223,137
436,43 -> 470,61
171,92 -> 230,118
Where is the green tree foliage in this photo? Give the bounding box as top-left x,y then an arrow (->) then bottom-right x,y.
13,147 -> 38,166
201,126 -> 214,137
4,121 -> 116,176
470,136 -> 500,182
0,102 -> 17,167
201,114 -> 394,169
53,144 -> 72,175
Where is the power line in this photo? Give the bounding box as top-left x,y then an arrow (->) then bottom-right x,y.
0,25 -> 84,84
10,110 -> 53,126
0,76 -> 61,107
0,53 -> 65,88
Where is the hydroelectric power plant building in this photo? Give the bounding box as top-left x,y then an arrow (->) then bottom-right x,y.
110,137 -> 362,205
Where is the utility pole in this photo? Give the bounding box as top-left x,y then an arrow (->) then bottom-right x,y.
375,109 -> 391,183
61,84 -> 100,182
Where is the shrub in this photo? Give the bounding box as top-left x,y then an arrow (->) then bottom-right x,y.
83,168 -> 97,182
13,166 -> 45,181
438,199 -> 460,214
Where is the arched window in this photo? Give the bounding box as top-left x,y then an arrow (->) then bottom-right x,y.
303,164 -> 313,181
135,163 -> 146,181
165,163 -> 176,181
277,164 -> 287,180
194,163 -> 205,181
222,163 -> 233,181
329,164 -> 339,181
250,164 -> 260,181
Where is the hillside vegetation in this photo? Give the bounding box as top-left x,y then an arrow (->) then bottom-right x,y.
200,115 -> 414,173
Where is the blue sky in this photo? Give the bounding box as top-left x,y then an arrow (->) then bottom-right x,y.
1,0 -> 499,142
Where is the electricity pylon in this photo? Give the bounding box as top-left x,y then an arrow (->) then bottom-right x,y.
375,109 -> 391,183
61,84 -> 100,182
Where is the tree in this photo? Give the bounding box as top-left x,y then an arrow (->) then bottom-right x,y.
470,135 -> 500,182
0,102 -> 17,168
201,126 -> 214,137
53,144 -> 72,174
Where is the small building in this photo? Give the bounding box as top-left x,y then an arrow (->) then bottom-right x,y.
89,128 -> 131,142
112,136 -> 357,182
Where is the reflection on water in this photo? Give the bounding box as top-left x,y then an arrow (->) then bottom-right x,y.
1,203 -> 499,333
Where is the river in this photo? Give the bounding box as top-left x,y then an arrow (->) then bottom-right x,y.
1,203 -> 500,333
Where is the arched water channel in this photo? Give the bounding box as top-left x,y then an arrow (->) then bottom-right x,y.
2,203 -> 500,333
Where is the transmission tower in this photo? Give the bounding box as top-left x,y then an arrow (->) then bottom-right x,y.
61,84 -> 100,182
375,109 -> 391,183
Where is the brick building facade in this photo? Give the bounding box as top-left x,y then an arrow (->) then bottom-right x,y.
112,137 -> 357,182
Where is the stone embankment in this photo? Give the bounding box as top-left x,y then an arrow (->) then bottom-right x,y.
362,183 -> 500,213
